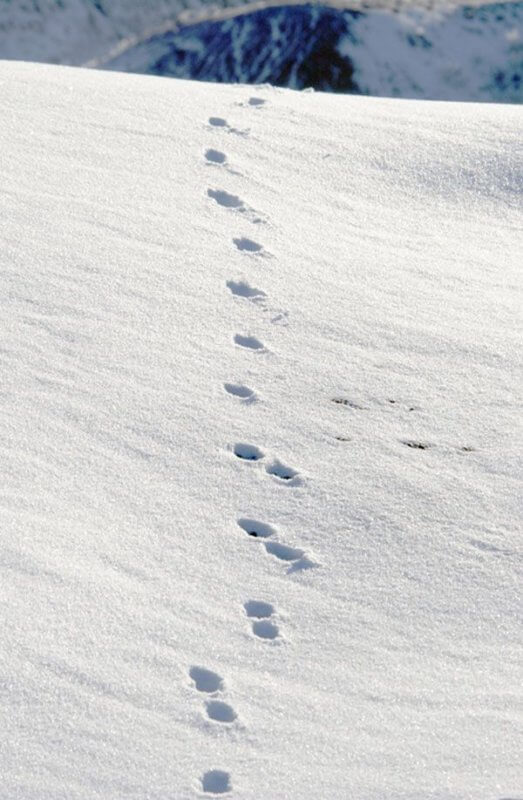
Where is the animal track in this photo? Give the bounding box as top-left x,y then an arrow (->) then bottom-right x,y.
201,770 -> 231,794
244,600 -> 274,618
208,188 -> 243,209
189,666 -> 223,693
233,443 -> 264,461
223,382 -> 255,401
205,148 -> 227,165
206,700 -> 237,723
234,334 -> 265,351
237,518 -> 275,538
249,97 -> 266,106
252,620 -> 279,640
233,237 -> 263,253
244,600 -> 280,640
226,280 -> 266,302
208,117 -> 247,136
265,541 -> 304,562
401,440 -> 432,450
208,188 -> 264,223
266,459 -> 299,482
332,397 -> 368,410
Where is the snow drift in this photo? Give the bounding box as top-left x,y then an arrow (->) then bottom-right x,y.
0,60 -> 521,799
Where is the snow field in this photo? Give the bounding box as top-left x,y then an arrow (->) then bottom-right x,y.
0,61 -> 522,799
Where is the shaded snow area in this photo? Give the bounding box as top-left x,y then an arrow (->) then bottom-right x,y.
1,60 -> 522,799
105,2 -> 523,103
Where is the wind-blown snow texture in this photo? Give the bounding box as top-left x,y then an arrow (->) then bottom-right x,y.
1,61 -> 522,799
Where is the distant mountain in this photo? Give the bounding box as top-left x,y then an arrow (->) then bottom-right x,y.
0,0 -> 521,101
106,2 -> 523,102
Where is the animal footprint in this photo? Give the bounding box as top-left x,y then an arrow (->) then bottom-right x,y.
248,97 -> 266,107
265,541 -> 317,573
223,382 -> 256,402
233,443 -> 264,461
244,600 -> 274,618
239,518 -> 315,573
208,188 -> 243,209
401,439 -> 433,450
208,188 -> 264,223
332,397 -> 368,410
208,117 -> 228,128
252,620 -> 279,640
190,666 -> 223,694
226,280 -> 266,302
206,700 -> 237,723
205,148 -> 227,165
264,541 -> 304,562
237,518 -> 275,538
244,600 -> 280,640
233,237 -> 264,254
201,770 -> 231,794
266,459 -> 299,483
208,117 -> 247,136
234,333 -> 265,351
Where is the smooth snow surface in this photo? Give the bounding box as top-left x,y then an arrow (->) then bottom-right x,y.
1,61 -> 522,799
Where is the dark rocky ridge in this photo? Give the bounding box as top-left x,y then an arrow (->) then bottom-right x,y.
106,2 -> 523,102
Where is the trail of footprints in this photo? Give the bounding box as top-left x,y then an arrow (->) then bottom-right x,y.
198,95 -> 315,796
190,666 -> 237,725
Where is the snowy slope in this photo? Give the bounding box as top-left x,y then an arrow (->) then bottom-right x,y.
1,61 -> 522,799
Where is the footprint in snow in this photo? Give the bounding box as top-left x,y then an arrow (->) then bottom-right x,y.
208,188 -> 264,224
233,442 -> 264,461
208,117 -> 228,128
401,439 -> 433,450
238,518 -> 315,573
206,700 -> 237,723
248,96 -> 266,107
244,600 -> 275,618
234,333 -> 265,351
252,619 -> 279,639
208,117 -> 248,137
208,188 -> 243,209
227,279 -> 266,303
204,149 -> 241,176
233,237 -> 264,254
265,459 -> 300,484
332,397 -> 368,410
237,517 -> 276,539
244,600 -> 280,640
223,382 -> 256,402
265,540 -> 317,573
205,148 -> 227,165
201,770 -> 232,794
189,666 -> 223,694
264,541 -> 304,562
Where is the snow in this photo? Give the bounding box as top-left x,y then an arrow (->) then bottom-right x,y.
1,59 -> 522,799
342,3 -> 523,102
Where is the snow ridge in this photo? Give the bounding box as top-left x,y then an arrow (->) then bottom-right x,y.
1,60 -> 522,799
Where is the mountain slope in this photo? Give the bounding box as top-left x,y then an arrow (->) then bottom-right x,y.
106,2 -> 523,103
0,60 -> 521,799
1,0 -> 522,102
